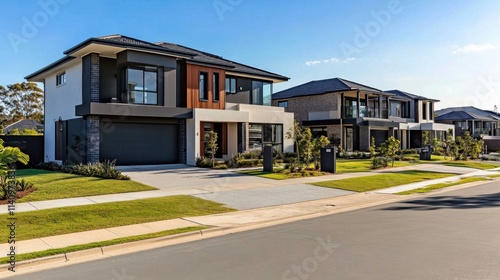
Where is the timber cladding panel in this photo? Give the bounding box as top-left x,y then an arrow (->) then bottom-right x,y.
186,64 -> 226,109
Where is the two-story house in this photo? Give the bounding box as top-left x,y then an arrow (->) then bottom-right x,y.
435,106 -> 500,137
26,35 -> 294,166
272,78 -> 453,151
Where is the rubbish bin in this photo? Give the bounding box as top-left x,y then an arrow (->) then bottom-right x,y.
320,147 -> 337,173
419,147 -> 431,160
263,145 -> 273,172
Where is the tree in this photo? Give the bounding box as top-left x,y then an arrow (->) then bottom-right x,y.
422,131 -> 430,147
380,136 -> 401,167
444,128 -> 454,160
312,135 -> 330,170
369,136 -> 376,158
204,131 -> 218,167
0,82 -> 44,125
285,121 -> 314,167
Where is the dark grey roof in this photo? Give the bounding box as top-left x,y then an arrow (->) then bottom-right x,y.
27,34 -> 288,82
435,106 -> 500,121
156,42 -> 288,80
385,89 -> 438,101
4,120 -> 44,133
272,78 -> 387,100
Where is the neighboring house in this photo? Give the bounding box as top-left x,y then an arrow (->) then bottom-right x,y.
4,120 -> 44,134
435,106 -> 500,137
25,35 -> 293,166
272,78 -> 453,151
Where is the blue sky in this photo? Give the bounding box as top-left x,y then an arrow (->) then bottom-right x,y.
2,0 -> 500,110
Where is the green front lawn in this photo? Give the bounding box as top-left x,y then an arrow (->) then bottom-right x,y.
240,168 -> 327,180
336,159 -> 414,173
17,169 -> 157,202
312,170 -> 456,192
0,195 -> 234,241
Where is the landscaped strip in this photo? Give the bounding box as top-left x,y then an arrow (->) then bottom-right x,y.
397,173 -> 500,195
0,226 -> 207,264
0,195 -> 235,241
17,169 -> 157,202
312,170 -> 456,192
439,161 -> 500,170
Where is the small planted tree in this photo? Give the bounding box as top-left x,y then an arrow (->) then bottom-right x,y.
422,131 -> 430,147
312,135 -> 330,170
444,128 -> 454,160
380,136 -> 401,167
204,131 -> 218,167
285,121 -> 313,170
369,136 -> 376,158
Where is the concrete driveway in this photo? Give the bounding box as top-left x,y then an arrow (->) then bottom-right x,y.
118,164 -> 354,210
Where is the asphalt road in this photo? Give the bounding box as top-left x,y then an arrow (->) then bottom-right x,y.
8,181 -> 500,280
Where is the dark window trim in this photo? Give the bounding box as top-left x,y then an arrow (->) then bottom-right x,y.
225,77 -> 236,94
125,66 -> 159,105
213,72 -> 220,102
199,71 -> 208,101
56,72 -> 66,86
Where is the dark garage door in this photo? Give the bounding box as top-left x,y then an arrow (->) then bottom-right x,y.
370,129 -> 389,147
100,123 -> 178,165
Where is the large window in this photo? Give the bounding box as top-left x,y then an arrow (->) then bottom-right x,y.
251,81 -> 272,106
127,67 -> 157,105
429,102 -> 434,120
422,102 -> 427,120
248,124 -> 283,152
213,73 -> 220,101
225,77 -> 236,94
390,101 -> 407,118
199,72 -> 208,100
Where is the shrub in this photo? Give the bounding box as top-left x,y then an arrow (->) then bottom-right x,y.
0,177 -> 37,200
36,160 -> 129,180
213,163 -> 228,169
400,149 -> 418,155
372,157 -> 388,169
195,157 -> 213,168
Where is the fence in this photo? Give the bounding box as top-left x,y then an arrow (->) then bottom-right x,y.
0,135 -> 44,168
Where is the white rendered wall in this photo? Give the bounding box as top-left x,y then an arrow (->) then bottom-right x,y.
44,63 -> 82,162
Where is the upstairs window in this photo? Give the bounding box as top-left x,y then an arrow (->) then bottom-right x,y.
213,73 -> 220,101
429,102 -> 434,120
199,72 -> 208,100
225,77 -> 236,94
127,67 -> 158,105
252,81 -> 272,106
278,101 -> 288,108
56,72 -> 66,86
422,102 -> 427,120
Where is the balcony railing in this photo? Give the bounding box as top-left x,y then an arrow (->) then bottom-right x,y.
344,106 -> 388,119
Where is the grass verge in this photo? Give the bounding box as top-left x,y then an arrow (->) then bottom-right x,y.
17,169 -> 156,202
397,177 -> 487,195
0,226 -> 207,264
312,170 -> 455,192
0,195 -> 234,241
439,161 -> 500,170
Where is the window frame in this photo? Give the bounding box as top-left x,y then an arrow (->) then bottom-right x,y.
126,66 -> 158,105
225,77 -> 236,94
278,101 -> 288,108
213,72 -> 220,102
199,72 -> 208,101
56,72 -> 66,86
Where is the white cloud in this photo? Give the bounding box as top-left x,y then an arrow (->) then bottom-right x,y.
453,44 -> 497,54
305,57 -> 355,66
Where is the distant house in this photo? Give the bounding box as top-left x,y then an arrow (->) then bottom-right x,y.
272,78 -> 454,151
4,120 -> 44,134
435,106 -> 500,137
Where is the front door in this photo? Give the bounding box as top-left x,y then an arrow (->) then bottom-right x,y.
345,127 -> 353,152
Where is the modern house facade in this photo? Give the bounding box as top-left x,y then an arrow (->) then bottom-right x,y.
26,35 -> 293,166
435,106 -> 500,137
272,78 -> 453,151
